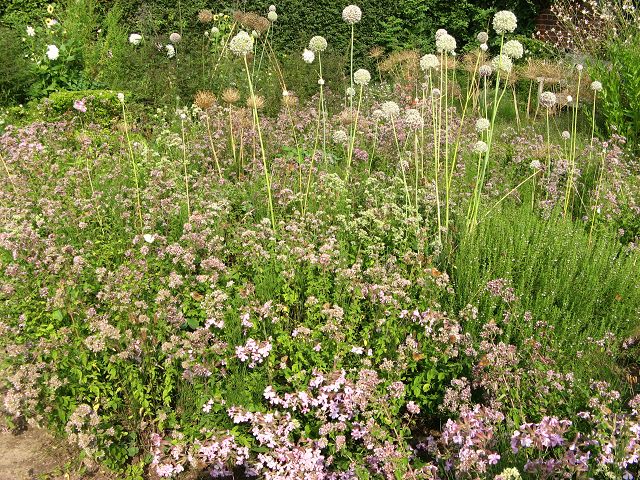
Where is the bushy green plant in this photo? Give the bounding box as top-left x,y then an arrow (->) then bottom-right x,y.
0,26 -> 35,105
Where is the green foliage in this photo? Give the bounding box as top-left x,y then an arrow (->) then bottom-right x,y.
0,26 -> 35,105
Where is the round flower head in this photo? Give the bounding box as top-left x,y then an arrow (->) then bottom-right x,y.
479,64 -> 493,77
576,64 -> 583,71
342,5 -> 362,24
372,108 -> 384,121
530,160 -> 542,170
117,92 -> 125,103
26,25 -> 35,37
166,44 -> 176,58
198,9 -> 214,23
473,140 -> 488,154
46,44 -> 59,60
332,129 -> 349,144
539,91 -> 557,108
211,26 -> 220,35
318,78 -> 325,85
222,88 -> 240,104
435,28 -> 448,40
503,39 -> 523,59
268,11 -> 278,22
566,95 -> 573,103
491,54 -> 513,74
475,117 -> 490,132
561,130 -> 571,140
493,10 -> 517,34
591,80 -> 603,92
380,101 -> 400,119
230,31 -> 254,56
477,31 -> 489,43
129,33 -> 142,45
169,32 -> 182,43
420,53 -> 439,72
431,88 -> 441,98
480,43 -> 488,52
436,33 -> 456,53
354,68 -> 371,86
309,35 -> 328,53
404,109 -> 424,130
302,48 -> 315,64
269,4 -> 276,12
346,87 -> 356,97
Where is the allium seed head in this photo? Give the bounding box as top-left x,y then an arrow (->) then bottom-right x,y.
404,109 -> 424,130
436,33 -> 456,53
477,31 -> 489,43
473,140 -> 489,154
539,91 -> 557,108
246,94 -> 265,110
222,88 -> 240,104
195,90 -> 216,110
475,118 -> 490,132
332,129 -> 349,144
493,10 -> 517,34
309,35 -> 328,53
354,68 -> 371,86
491,54 -> 513,73
380,101 -> 400,118
229,30 -> 254,56
420,53 -> 439,71
302,48 -> 315,63
503,39 -> 523,59
169,32 -> 182,43
591,80 -> 603,92
198,10 -> 214,23
342,5 -> 362,24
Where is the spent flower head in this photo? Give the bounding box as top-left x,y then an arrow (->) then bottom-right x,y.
503,39 -> 524,59
493,10 -> 518,34
420,53 -> 439,71
229,30 -> 254,56
354,68 -> 371,86
342,5 -> 362,24
539,91 -> 557,108
309,35 -> 328,53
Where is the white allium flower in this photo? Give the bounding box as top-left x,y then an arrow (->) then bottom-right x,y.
251,30 -> 259,38
435,28 -> 448,39
229,30 -> 254,56
342,5 -> 362,24
539,91 -> 557,108
166,44 -> 176,58
491,54 -> 513,73
566,95 -> 573,103
333,129 -> 349,144
404,109 -> 424,130
268,11 -> 278,22
530,159 -> 542,170
346,87 -> 356,97
318,78 -> 325,85
372,108 -> 384,121
420,53 -> 439,71
431,88 -> 441,98
576,64 -> 583,71
480,43 -> 488,52
477,31 -> 488,43
354,68 -> 371,86
591,80 -> 603,92
169,32 -> 182,43
475,118 -> 490,132
479,64 -> 493,77
26,26 -> 35,37
302,48 -> 315,63
129,33 -> 142,45
309,35 -> 328,53
380,101 -> 400,118
46,44 -> 59,60
473,140 -> 488,154
561,130 -> 571,140
436,33 -> 456,53
211,26 -> 220,35
117,92 -> 125,103
503,39 -> 523,59
493,10 -> 518,34
143,234 -> 155,244
269,4 -> 276,12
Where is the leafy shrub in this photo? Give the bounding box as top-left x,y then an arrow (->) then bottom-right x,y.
0,26 -> 35,105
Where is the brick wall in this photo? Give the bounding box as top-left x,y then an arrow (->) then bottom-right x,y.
535,7 -> 562,44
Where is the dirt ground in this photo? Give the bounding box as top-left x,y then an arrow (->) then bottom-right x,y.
0,424 -> 112,480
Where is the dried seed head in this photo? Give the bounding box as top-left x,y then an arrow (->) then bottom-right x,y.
246,94 -> 265,110
198,9 -> 214,23
195,90 -> 216,110
222,88 -> 241,104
